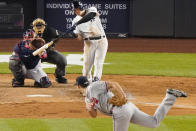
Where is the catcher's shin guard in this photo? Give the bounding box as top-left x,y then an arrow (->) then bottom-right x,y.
40,76 -> 51,88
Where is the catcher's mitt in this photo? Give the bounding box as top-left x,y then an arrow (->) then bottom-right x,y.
31,38 -> 45,49
107,82 -> 127,107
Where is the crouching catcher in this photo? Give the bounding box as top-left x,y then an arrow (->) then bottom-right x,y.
9,37 -> 51,88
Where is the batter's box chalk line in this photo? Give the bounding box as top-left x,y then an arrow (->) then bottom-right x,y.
26,94 -> 53,98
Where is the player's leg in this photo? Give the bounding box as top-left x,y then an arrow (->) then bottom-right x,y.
42,49 -> 67,83
83,41 -> 96,81
130,89 -> 187,128
113,116 -> 130,131
93,38 -> 108,81
26,61 -> 51,88
112,103 -> 134,131
9,55 -> 25,87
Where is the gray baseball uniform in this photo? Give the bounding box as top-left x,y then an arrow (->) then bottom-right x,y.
72,7 -> 108,81
85,81 -> 177,131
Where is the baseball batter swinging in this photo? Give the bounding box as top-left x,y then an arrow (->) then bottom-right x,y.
75,76 -> 187,131
71,0 -> 108,82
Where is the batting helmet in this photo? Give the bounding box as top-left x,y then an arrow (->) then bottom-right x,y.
30,38 -> 45,49
31,18 -> 47,34
72,0 -> 83,9
75,76 -> 89,88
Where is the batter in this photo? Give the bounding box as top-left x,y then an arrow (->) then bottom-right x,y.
71,0 -> 108,82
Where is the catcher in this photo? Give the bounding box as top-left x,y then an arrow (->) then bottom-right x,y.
9,29 -> 38,87
10,37 -> 51,88
31,18 -> 68,83
75,76 -> 187,131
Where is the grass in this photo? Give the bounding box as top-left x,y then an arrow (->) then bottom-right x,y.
104,52 -> 196,77
2,52 -> 196,77
0,115 -> 195,131
1,52 -> 196,130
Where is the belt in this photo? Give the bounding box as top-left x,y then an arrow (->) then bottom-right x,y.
84,35 -> 105,40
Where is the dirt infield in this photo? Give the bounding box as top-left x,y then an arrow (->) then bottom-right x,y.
0,38 -> 196,118
0,74 -> 195,118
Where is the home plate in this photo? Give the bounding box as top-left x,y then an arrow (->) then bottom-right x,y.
26,94 -> 53,98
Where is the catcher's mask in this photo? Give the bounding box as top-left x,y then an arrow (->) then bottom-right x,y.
32,18 -> 47,34
74,76 -> 89,88
23,29 -> 36,42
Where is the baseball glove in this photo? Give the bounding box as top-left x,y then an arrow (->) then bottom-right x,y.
107,82 -> 127,107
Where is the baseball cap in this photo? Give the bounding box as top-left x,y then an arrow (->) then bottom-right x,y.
74,76 -> 89,88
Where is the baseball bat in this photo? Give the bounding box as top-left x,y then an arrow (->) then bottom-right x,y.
32,33 -> 64,56
32,41 -> 54,56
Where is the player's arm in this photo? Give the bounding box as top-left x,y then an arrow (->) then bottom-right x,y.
86,98 -> 98,118
75,12 -> 96,26
74,7 -> 98,26
87,103 -> 97,118
75,34 -> 83,41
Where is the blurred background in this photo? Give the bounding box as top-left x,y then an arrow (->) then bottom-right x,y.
0,0 -> 196,38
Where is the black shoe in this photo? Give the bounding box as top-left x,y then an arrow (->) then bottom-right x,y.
34,81 -> 42,87
167,89 -> 187,97
92,76 -> 99,82
12,79 -> 24,87
56,76 -> 68,83
41,81 -> 52,88
40,77 -> 52,88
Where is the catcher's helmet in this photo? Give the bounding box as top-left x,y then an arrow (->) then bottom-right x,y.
23,29 -> 36,42
75,76 -> 89,88
31,18 -> 47,34
72,0 -> 83,9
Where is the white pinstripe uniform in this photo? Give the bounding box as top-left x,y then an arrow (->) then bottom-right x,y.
85,81 -> 177,131
72,7 -> 108,81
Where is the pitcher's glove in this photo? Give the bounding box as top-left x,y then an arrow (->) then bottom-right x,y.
107,82 -> 127,107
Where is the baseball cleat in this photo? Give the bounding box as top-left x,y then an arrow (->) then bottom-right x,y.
34,81 -> 42,87
92,76 -> 99,82
41,81 -> 52,88
56,76 -> 68,83
167,89 -> 187,97
12,79 -> 24,87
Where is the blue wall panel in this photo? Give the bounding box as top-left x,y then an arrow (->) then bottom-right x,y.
132,0 -> 174,37
175,0 -> 196,38
44,0 -> 130,36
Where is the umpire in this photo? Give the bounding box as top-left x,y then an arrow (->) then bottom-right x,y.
31,18 -> 67,83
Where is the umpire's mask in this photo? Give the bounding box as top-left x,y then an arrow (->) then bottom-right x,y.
32,18 -> 46,35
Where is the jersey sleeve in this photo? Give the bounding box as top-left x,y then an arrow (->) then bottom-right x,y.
90,82 -> 107,100
72,16 -> 82,34
88,7 -> 98,13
